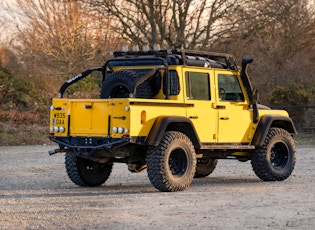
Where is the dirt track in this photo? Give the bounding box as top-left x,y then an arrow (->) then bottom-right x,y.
0,145 -> 314,229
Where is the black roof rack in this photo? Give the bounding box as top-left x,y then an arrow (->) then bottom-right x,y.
112,49 -> 237,70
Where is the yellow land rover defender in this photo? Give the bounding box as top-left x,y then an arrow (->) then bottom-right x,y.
49,48 -> 297,192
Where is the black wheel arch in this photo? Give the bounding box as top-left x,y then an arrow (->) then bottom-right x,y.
251,115 -> 297,147
145,116 -> 201,148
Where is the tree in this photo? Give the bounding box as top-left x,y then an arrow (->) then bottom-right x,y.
215,0 -> 315,103
15,0 -> 122,80
85,0 -> 249,49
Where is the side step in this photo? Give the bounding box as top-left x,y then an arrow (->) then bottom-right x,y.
200,144 -> 255,151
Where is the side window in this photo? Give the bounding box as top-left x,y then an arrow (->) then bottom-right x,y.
218,74 -> 244,101
185,72 -> 210,100
163,70 -> 180,95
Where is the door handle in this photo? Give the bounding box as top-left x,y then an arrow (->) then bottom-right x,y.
85,105 -> 93,109
216,105 -> 226,109
189,116 -> 199,119
220,117 -> 229,120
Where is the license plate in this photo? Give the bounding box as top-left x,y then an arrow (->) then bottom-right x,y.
52,112 -> 66,125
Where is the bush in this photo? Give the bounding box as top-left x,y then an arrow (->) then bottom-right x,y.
268,83 -> 315,129
0,65 -> 35,111
268,83 -> 313,106
0,65 -> 49,125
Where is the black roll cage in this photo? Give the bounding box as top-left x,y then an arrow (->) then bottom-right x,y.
57,57 -> 169,98
57,49 -> 238,99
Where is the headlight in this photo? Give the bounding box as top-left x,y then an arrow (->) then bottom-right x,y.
53,126 -> 59,132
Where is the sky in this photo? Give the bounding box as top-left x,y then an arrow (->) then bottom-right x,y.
0,0 -> 22,42
0,0 -> 18,22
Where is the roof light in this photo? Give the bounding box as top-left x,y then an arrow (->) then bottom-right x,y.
131,45 -> 139,52
153,44 -> 160,51
121,45 -> 128,52
142,45 -> 149,52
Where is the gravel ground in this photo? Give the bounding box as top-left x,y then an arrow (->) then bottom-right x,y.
0,144 -> 314,229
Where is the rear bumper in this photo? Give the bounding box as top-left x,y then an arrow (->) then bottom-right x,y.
49,136 -> 129,156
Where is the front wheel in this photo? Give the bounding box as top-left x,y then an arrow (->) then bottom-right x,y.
146,131 -> 196,192
251,128 -> 296,181
65,153 -> 113,187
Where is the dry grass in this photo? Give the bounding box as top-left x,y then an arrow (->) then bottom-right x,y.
0,123 -> 51,146
294,131 -> 315,145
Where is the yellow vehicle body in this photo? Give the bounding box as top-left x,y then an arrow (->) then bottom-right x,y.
50,98 -> 188,139
50,66 -> 289,145
48,48 -> 297,192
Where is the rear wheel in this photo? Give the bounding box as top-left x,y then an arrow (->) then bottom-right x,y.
146,131 -> 196,192
65,153 -> 113,187
251,128 -> 296,181
194,158 -> 218,178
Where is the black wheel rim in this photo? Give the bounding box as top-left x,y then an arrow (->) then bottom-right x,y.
270,142 -> 289,169
168,148 -> 187,177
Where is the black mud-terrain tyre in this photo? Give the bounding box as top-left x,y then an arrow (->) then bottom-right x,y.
146,131 -> 196,192
65,153 -> 113,187
194,158 -> 218,178
251,128 -> 296,181
100,70 -> 154,99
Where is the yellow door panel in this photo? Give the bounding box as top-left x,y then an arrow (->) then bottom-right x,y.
186,102 -> 217,143
70,101 -> 92,134
217,104 -> 253,142
183,68 -> 217,143
70,100 -> 111,136
90,102 -> 111,136
215,71 -> 253,143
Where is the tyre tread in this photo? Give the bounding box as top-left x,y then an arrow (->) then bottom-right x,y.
147,131 -> 196,192
251,128 -> 296,181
